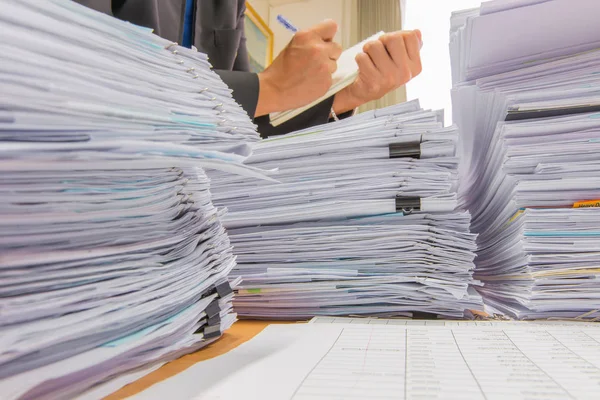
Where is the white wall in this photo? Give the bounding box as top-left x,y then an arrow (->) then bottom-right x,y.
249,0 -> 270,23
248,0 -> 347,57
403,0 -> 482,125
269,0 -> 345,55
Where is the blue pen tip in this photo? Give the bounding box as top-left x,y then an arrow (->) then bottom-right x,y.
277,14 -> 297,33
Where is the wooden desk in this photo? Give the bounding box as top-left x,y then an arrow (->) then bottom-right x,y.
105,320 -> 295,399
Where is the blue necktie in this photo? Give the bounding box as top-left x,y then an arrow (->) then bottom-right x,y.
182,0 -> 194,48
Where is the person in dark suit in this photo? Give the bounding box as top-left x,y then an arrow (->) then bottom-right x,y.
74,0 -> 422,137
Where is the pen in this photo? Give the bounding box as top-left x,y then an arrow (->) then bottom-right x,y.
277,14 -> 298,33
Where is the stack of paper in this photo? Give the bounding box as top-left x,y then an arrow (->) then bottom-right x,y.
451,0 -> 600,319
212,100 -> 456,227
0,0 -> 259,154
0,0 -> 266,398
450,0 -> 600,83
210,101 -> 483,319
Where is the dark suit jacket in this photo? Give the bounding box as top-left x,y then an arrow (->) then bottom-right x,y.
74,0 -> 340,137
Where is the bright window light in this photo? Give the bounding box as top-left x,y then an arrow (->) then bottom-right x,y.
403,0 -> 482,125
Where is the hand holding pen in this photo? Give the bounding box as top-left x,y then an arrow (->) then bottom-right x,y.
255,14 -> 423,119
254,17 -> 342,117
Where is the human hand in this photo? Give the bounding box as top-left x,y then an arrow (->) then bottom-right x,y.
255,19 -> 342,117
332,30 -> 423,114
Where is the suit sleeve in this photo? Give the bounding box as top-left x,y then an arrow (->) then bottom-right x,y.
215,70 -> 353,138
253,97 -> 339,138
214,70 -> 259,120
72,0 -> 113,15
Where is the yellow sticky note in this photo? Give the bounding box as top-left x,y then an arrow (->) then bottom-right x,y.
574,199 -> 600,208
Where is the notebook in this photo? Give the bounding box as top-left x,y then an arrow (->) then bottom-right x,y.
269,31 -> 385,127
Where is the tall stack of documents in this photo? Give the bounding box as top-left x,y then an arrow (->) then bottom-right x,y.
209,101 -> 483,319
451,0 -> 600,319
0,1 -> 265,398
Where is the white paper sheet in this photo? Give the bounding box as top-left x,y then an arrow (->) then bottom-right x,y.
131,322 -> 600,400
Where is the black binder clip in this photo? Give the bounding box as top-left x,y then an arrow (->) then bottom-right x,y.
203,325 -> 222,340
208,312 -> 221,326
205,299 -> 221,319
395,196 -> 421,215
389,141 -> 421,159
215,281 -> 233,298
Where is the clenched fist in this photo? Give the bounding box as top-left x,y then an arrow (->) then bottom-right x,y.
255,19 -> 342,117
